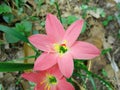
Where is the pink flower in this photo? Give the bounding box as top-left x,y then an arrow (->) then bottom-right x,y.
21,65 -> 74,90
29,13 -> 100,78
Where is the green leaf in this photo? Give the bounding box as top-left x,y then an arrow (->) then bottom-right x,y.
3,14 -> 14,23
21,20 -> 32,32
50,0 -> 55,5
14,0 -> 19,8
107,16 -> 113,21
0,4 -> 11,14
67,16 -> 78,25
61,17 -> 67,24
80,4 -> 88,10
102,69 -> 108,77
101,48 -> 111,55
15,20 -> 32,37
5,32 -> 20,43
35,0 -> 44,7
117,3 -> 120,10
40,21 -> 45,27
0,63 -> 33,72
81,21 -> 87,33
15,23 -> 25,32
0,25 -> 29,43
102,20 -> 108,26
14,0 -> 26,8
16,20 -> 32,32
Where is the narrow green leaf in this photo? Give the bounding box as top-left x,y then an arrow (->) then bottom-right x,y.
0,25 -> 29,43
0,63 -> 33,72
0,84 -> 2,90
79,63 -> 113,89
89,76 -> 97,90
55,2 -> 62,23
118,30 -> 120,39
6,55 -> 36,62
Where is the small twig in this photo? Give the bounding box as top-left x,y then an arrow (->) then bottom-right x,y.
88,60 -> 92,71
113,47 -> 120,90
85,60 -> 92,83
106,47 -> 120,90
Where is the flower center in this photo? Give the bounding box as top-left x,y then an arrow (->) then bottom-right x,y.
40,74 -> 57,90
48,75 -> 57,84
59,44 -> 68,53
53,40 -> 68,55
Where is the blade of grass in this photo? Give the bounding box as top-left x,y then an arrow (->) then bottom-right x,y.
79,63 -> 113,89
89,76 -> 97,90
55,2 -> 62,23
0,62 -> 33,72
5,55 -> 36,63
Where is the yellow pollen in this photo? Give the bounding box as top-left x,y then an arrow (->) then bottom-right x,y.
53,43 -> 60,52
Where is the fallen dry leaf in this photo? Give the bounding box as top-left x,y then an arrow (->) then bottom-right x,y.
23,43 -> 35,63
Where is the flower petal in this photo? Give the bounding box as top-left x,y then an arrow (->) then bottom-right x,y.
70,41 -> 100,59
35,84 -> 45,90
50,86 -> 57,90
29,34 -> 54,52
63,20 -> 84,47
21,72 -> 40,83
48,64 -> 63,79
57,79 -> 75,90
58,53 -> 74,78
34,52 -> 57,71
46,13 -> 65,42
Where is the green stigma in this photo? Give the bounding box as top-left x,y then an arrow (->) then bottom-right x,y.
53,40 -> 68,55
49,76 -> 57,84
59,45 -> 68,54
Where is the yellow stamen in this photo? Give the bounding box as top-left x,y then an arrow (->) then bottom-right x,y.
40,80 -> 46,85
53,43 -> 60,53
45,83 -> 50,90
40,74 -> 57,90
